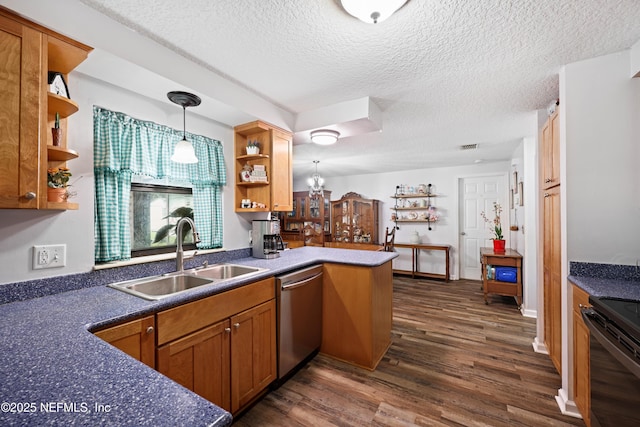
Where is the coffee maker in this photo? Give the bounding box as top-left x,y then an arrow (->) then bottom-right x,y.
252,220 -> 284,259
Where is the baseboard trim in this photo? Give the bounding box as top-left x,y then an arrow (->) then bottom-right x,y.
555,388 -> 582,419
521,307 -> 536,318
532,336 -> 548,354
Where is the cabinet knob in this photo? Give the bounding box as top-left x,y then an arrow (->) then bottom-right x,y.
146,326 -> 154,334
233,323 -> 240,329
544,193 -> 550,198
545,178 -> 552,183
25,192 -> 37,200
224,327 -> 231,333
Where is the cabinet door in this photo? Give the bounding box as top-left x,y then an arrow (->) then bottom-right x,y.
157,320 -> 231,411
94,316 -> 156,368
0,16 -> 45,209
543,185 -> 561,374
542,111 -> 560,189
230,299 -> 276,413
270,129 -> 292,211
572,284 -> 591,426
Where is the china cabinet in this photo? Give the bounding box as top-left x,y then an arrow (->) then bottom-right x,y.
281,191 -> 331,246
234,121 -> 292,212
0,8 -> 91,210
390,183 -> 438,230
331,192 -> 379,245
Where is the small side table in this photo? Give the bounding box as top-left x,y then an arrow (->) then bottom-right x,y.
480,247 -> 522,307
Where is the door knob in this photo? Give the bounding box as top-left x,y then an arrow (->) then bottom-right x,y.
461,232 -> 466,235
25,192 -> 36,200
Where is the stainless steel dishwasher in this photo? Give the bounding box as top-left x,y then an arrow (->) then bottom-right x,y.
276,264 -> 323,380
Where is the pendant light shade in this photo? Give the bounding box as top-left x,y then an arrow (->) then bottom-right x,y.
340,0 -> 408,24
168,91 -> 201,164
310,129 -> 340,145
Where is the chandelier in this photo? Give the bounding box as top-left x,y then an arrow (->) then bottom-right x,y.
308,160 -> 325,198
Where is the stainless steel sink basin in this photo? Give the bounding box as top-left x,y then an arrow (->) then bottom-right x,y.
107,263 -> 266,300
108,274 -> 214,300
191,263 -> 264,280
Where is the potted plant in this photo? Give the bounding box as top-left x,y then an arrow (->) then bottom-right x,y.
52,112 -> 62,146
246,140 -> 260,155
47,167 -> 72,203
481,202 -> 505,252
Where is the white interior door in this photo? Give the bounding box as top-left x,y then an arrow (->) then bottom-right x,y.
459,175 -> 507,280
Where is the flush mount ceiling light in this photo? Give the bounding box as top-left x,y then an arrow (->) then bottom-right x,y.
340,0 -> 408,24
310,129 -> 340,145
308,160 -> 325,199
168,91 -> 201,164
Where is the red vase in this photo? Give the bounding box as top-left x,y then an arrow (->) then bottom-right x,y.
493,239 -> 506,253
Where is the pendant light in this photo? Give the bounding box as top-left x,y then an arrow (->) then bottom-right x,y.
308,160 -> 325,198
168,91 -> 201,164
340,0 -> 408,24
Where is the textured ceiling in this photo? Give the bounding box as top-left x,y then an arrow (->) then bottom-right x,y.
77,0 -> 640,180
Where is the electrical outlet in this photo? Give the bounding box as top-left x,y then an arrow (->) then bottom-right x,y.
33,245 -> 66,270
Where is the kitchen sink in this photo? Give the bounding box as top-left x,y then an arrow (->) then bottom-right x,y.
107,263 -> 266,300
191,263 -> 265,280
108,274 -> 214,300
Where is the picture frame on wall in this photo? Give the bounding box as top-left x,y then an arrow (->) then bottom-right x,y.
510,189 -> 514,209
518,182 -> 524,206
513,171 -> 518,193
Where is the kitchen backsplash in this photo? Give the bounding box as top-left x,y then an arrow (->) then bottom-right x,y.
0,249 -> 250,305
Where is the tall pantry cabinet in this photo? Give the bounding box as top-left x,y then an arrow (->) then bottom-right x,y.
0,8 -> 91,210
541,110 -> 562,375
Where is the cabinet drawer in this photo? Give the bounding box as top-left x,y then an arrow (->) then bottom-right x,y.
157,277 -> 275,345
485,257 -> 520,267
572,283 -> 591,314
486,280 -> 520,296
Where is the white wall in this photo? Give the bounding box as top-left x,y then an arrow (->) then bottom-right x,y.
0,73 -> 252,286
564,51 -> 640,263
295,161 -> 512,280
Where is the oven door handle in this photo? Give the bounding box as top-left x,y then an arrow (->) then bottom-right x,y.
582,308 -> 640,379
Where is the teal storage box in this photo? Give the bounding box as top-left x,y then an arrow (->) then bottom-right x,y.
494,267 -> 517,283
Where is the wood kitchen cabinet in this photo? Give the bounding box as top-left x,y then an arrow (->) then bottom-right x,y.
234,121 -> 293,212
321,261 -> 393,370
543,184 -> 562,374
156,277 -> 276,414
542,110 -> 560,189
0,8 -> 91,210
93,315 -> 155,368
572,282 -> 591,427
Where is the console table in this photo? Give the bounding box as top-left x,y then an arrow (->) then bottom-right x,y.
480,247 -> 522,307
393,243 -> 450,282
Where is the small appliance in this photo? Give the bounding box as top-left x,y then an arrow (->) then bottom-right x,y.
251,220 -> 284,259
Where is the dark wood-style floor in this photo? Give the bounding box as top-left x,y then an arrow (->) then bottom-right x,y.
234,276 -> 584,426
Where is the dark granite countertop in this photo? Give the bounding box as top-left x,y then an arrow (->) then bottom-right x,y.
0,247 -> 397,426
569,261 -> 640,300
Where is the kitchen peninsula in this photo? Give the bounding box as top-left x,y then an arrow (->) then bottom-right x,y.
0,247 -> 396,426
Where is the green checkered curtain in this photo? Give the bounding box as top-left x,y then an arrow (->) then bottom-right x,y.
94,107 -> 226,262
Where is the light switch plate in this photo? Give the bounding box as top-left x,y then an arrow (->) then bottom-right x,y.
33,244 -> 66,270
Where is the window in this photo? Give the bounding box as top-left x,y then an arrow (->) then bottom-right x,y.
93,107 -> 227,263
130,182 -> 195,257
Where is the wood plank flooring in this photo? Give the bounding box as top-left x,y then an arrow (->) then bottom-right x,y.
234,276 -> 584,426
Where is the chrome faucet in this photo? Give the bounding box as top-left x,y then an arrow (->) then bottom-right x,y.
175,217 -> 200,272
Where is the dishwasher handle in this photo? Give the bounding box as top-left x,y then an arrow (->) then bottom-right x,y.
281,272 -> 322,291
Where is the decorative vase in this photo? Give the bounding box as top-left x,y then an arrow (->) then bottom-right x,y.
493,239 -> 506,253
51,128 -> 62,147
246,146 -> 259,155
47,187 -> 67,203
409,231 -> 421,244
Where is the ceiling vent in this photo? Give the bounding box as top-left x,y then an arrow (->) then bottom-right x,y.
460,144 -> 478,150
